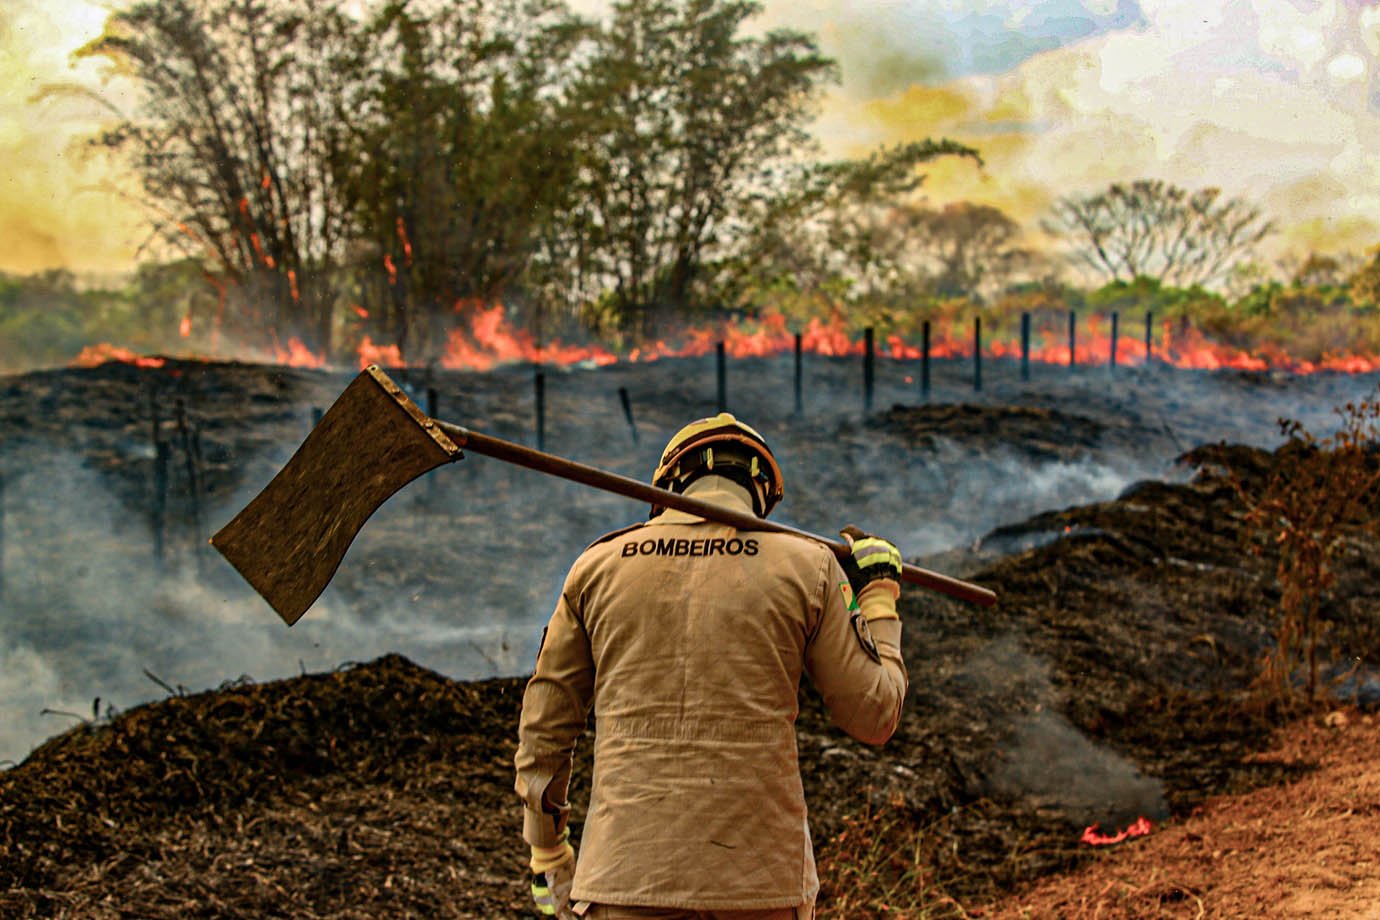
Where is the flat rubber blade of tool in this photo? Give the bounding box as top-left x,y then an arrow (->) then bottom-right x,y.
211,365 -> 461,625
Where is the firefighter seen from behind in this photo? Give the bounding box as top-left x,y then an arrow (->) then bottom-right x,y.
515,412 -> 908,919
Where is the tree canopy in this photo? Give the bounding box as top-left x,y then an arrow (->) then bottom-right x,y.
1041,179 -> 1274,289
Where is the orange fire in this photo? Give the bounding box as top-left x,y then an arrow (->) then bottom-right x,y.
69,343 -> 166,369
273,336 -> 327,369
337,304 -> 1380,374
1081,816 -> 1153,846
69,297 -> 1380,376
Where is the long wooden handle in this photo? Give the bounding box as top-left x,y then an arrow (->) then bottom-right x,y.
435,420 -> 998,607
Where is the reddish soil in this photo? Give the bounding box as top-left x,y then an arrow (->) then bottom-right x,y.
980,707 -> 1380,919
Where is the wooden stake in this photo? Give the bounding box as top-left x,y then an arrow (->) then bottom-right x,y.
618,386 -> 639,444
1110,311 -> 1119,370
973,316 -> 982,392
1021,311 -> 1031,381
793,332 -> 803,417
534,369 -> 546,452
716,341 -> 727,413
1068,310 -> 1077,368
864,327 -> 875,413
0,470 -> 6,604
921,320 -> 931,400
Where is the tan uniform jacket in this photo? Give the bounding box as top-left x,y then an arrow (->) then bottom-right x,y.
514,478 -> 908,910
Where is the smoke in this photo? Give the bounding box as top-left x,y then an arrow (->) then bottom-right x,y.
2,355 -> 1376,766
956,637 -> 1169,828
0,439 -> 547,767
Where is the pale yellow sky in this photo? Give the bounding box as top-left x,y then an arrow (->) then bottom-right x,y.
1,0 -> 146,277
4,0 -> 1379,278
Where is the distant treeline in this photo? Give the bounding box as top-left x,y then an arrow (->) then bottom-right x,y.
5,252 -> 1380,373
6,0 -> 1376,369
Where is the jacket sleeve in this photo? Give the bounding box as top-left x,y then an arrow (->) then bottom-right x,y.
514,576 -> 596,848
803,554 -> 908,746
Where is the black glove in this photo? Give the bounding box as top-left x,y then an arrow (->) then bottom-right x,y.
839,525 -> 902,594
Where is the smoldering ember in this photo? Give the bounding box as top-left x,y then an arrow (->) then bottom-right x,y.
1,348 -> 1379,918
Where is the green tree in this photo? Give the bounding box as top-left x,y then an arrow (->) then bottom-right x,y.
1042,180 -> 1274,289
723,140 -> 982,324
903,201 -> 1032,301
568,0 -> 836,337
0,271 -> 92,371
82,0 -> 358,357
334,0 -> 592,361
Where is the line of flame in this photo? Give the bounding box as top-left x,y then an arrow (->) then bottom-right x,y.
68,302 -> 1380,375
1081,816 -> 1153,846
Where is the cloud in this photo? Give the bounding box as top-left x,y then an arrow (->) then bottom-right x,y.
762,0 -> 1146,97
0,0 -> 145,277
819,0 -> 1380,258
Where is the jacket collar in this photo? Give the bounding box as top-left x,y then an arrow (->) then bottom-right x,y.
650,475 -> 758,525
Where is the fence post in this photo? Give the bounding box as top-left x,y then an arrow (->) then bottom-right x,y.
920,320 -> 931,401
1068,310 -> 1077,368
1110,311 -> 1119,370
618,386 -> 639,444
534,368 -> 546,452
175,398 -> 205,562
1021,312 -> 1031,382
863,327 -> 875,413
716,341 -> 727,413
0,470 -> 5,604
426,388 -> 440,494
150,389 -> 168,568
973,316 -> 982,392
793,332 -> 803,417
153,441 -> 170,568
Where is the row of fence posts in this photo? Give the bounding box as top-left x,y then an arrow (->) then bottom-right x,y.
513,309 -> 1160,452
0,307 -> 1161,575
297,308 -> 1159,478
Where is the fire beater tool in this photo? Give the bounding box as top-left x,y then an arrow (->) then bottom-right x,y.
211,365 -> 998,625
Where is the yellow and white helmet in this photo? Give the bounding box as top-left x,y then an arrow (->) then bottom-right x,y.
651,412 -> 784,518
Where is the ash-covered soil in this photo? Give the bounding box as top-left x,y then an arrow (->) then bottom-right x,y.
1,354 -> 1379,917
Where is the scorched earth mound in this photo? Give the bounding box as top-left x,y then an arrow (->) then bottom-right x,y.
1,355 -> 1378,917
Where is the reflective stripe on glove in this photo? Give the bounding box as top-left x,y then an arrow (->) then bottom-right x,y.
839,525 -> 902,594
530,830 -> 576,918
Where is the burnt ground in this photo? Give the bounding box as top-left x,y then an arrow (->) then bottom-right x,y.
1,354 -> 1379,917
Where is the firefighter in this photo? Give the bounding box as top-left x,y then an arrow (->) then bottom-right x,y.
515,412 -> 908,919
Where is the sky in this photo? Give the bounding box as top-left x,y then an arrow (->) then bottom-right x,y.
3,0 -> 1379,277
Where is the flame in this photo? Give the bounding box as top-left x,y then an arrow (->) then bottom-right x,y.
358,335 -> 404,368
69,343 -> 166,369
396,217 -> 413,266
384,254 -> 398,286
179,313 -> 192,338
273,336 -> 327,368
340,304 -> 1380,375
1081,816 -> 1153,846
352,304 -> 369,319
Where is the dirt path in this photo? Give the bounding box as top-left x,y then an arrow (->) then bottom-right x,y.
979,707 -> 1380,919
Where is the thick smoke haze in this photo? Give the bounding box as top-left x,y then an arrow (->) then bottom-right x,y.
1,355 -> 1376,765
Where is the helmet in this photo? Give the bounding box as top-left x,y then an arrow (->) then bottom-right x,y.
651,412 -> 784,518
